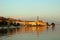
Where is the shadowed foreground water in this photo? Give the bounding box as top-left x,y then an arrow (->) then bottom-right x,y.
0,25 -> 60,40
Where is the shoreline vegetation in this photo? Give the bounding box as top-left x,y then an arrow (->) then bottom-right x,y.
0,16 -> 21,27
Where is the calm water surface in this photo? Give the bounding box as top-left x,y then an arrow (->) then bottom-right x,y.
0,25 -> 60,40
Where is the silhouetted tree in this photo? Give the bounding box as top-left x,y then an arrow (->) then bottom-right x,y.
9,22 -> 13,26
2,20 -> 8,26
46,22 -> 50,26
13,22 -> 17,26
16,23 -> 20,26
0,22 -> 2,26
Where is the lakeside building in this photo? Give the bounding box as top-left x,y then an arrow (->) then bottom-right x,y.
15,16 -> 46,26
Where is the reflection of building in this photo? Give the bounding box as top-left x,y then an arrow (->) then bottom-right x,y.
19,26 -> 46,33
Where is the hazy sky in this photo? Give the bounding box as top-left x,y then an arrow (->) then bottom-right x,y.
0,0 -> 60,21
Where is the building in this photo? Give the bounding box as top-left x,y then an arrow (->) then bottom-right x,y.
15,16 -> 46,26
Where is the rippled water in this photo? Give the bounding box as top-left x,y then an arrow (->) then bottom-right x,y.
0,25 -> 60,40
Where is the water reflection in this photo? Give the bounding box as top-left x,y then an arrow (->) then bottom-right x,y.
46,26 -> 49,31
51,25 -> 55,31
0,26 -> 46,36
46,25 -> 55,32
51,22 -> 55,31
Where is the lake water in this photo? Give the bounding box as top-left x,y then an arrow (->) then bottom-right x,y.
0,25 -> 60,40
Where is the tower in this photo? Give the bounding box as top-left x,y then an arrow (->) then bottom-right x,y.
37,16 -> 39,21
